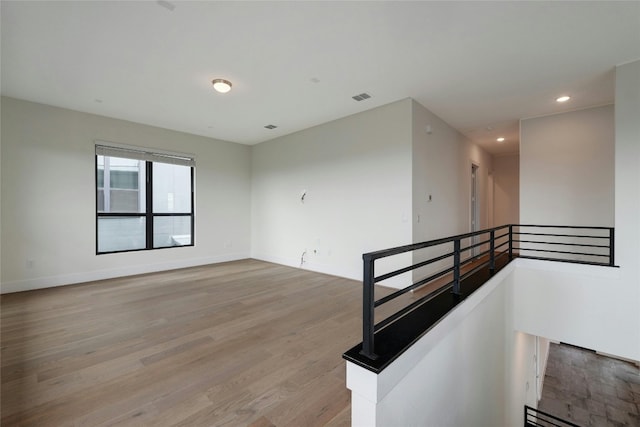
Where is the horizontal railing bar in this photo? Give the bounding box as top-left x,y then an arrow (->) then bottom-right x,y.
493,240 -> 509,253
525,418 -> 566,427
517,232 -> 609,239
374,251 -> 453,283
525,405 -> 582,427
495,240 -> 510,250
525,418 -> 564,427
495,232 -> 510,240
409,265 -> 457,288
518,255 -> 611,267
374,266 -> 456,307
374,282 -> 454,332
470,247 -> 492,261
517,224 -> 613,230
516,247 -> 609,257
460,237 -> 491,253
363,225 -> 511,261
514,239 -> 610,249
460,256 -> 475,267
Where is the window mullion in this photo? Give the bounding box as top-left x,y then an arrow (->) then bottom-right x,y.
191,167 -> 195,246
146,162 -> 153,250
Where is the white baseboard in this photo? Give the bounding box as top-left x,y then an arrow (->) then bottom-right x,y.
251,252 -> 360,282
250,252 -> 412,288
0,252 -> 249,294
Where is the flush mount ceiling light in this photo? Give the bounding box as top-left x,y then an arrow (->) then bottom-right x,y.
556,95 -> 571,103
496,137 -> 505,142
212,79 -> 232,93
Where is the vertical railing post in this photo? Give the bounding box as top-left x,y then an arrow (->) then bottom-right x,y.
489,229 -> 495,272
452,239 -> 461,296
509,224 -> 514,260
609,227 -> 615,267
360,254 -> 377,360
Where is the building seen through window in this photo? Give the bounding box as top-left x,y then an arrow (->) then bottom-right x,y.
96,145 -> 194,254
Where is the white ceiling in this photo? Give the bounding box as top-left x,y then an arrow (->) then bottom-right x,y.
2,1 -> 639,155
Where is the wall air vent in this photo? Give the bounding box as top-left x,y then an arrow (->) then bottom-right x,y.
264,124 -> 277,129
352,93 -> 371,101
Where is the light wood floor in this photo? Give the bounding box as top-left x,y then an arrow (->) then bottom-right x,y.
1,260 -> 365,426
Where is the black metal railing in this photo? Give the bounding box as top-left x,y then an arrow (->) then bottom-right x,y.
514,225 -> 614,267
525,405 -> 582,427
360,224 -> 615,361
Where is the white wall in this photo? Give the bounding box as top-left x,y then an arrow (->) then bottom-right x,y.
1,97 -> 251,293
514,66 -> 637,364
503,329 -> 538,426
0,97 -> 3,295
520,105 -> 614,227
493,153 -> 519,226
613,59 -> 640,361
251,98 -> 493,287
512,61 -> 640,362
2,96 -> 494,292
504,274 -> 550,424
412,100 -> 493,241
411,100 -> 493,277
412,100 -> 464,244
251,99 -> 413,285
512,258 -> 638,361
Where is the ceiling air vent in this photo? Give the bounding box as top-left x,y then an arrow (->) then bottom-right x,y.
352,93 -> 371,101
264,124 -> 277,129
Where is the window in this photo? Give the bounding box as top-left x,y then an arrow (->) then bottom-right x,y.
96,144 -> 194,254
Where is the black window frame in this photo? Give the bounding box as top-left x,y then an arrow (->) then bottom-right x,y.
95,145 -> 195,255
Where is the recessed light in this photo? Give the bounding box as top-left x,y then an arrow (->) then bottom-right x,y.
212,79 -> 232,93
496,137 -> 505,142
556,95 -> 571,103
